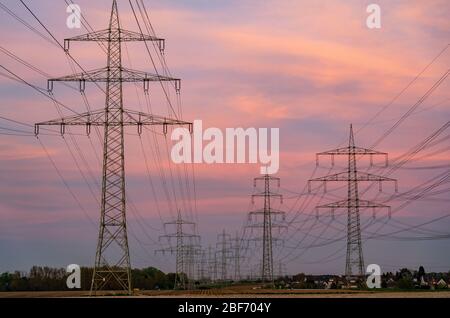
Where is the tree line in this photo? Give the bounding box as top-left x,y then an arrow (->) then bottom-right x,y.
0,266 -> 175,291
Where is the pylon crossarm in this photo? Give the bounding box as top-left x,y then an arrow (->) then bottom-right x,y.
310,171 -> 396,182
123,109 -> 192,126
155,248 -> 176,255
254,175 -> 280,182
356,171 -> 396,183
162,222 -> 196,233
253,175 -> 280,187
316,147 -> 388,166
156,244 -> 201,253
247,237 -> 284,243
36,109 -> 103,126
123,109 -> 192,134
35,108 -> 191,136
317,146 -> 387,156
248,208 -> 286,215
316,199 -> 390,209
162,212 -> 196,227
64,28 -> 164,45
187,244 -> 202,251
48,67 -> 180,90
308,171 -> 397,192
246,221 -> 287,228
251,192 -> 283,204
252,193 -> 282,198
164,220 -> 196,227
161,233 -> 200,239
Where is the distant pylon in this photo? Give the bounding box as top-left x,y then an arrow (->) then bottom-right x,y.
185,244 -> 199,289
216,229 -> 232,281
246,174 -> 286,285
156,210 -> 200,289
207,245 -> 216,281
213,249 -> 218,281
35,0 -> 191,295
276,260 -> 287,278
308,125 -> 397,278
231,232 -> 241,281
197,249 -> 208,281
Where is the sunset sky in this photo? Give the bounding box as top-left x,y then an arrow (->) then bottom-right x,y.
0,0 -> 449,276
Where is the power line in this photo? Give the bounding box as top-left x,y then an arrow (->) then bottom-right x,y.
34,0 -> 191,295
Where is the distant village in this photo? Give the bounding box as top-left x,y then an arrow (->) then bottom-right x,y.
273,266 -> 450,290
1,265 -> 450,291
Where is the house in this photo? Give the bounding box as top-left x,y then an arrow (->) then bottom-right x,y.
436,278 -> 448,289
420,276 -> 429,288
323,278 -> 338,289
347,279 -> 359,289
386,278 -> 396,288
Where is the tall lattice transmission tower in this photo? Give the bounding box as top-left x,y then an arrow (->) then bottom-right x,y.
35,1 -> 191,295
156,210 -> 200,289
246,174 -> 286,284
308,125 -> 397,278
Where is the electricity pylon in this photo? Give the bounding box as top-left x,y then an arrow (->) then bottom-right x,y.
276,261 -> 287,278
185,244 -> 202,288
308,125 -> 397,278
216,230 -> 233,281
208,246 -> 219,282
230,232 -> 241,281
197,249 -> 208,281
207,245 -> 217,282
35,1 -> 191,295
246,174 -> 286,284
156,210 -> 200,289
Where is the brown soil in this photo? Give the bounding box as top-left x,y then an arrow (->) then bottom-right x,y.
1,285 -> 450,298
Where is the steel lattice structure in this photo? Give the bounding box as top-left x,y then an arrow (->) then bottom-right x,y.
156,210 -> 200,290
276,261 -> 287,278
216,230 -> 233,281
207,245 -> 217,281
196,249 -> 209,282
230,232 -> 242,281
308,125 -> 397,278
35,1 -> 191,295
247,174 -> 286,284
